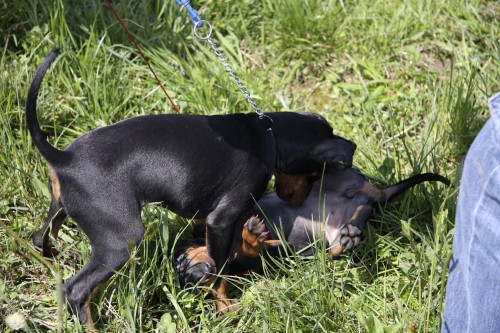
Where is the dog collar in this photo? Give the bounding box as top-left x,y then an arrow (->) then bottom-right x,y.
259,114 -> 273,131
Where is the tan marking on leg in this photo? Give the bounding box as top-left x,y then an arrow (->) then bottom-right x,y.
49,165 -> 62,203
241,227 -> 263,258
50,212 -> 65,240
215,279 -> 238,314
205,223 -> 238,313
348,204 -> 366,223
84,285 -> 100,332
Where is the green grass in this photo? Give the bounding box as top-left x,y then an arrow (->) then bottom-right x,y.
1,0 -> 498,331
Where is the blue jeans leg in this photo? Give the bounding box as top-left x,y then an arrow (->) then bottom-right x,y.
442,92 -> 500,333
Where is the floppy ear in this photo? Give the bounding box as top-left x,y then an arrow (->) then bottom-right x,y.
310,137 -> 356,166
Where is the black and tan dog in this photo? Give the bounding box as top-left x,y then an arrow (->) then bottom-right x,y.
175,164 -> 449,289
27,50 -> 356,324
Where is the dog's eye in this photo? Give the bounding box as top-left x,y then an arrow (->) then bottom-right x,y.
344,190 -> 357,199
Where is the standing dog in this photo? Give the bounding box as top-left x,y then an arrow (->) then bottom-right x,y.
27,49 -> 356,324
175,165 -> 450,287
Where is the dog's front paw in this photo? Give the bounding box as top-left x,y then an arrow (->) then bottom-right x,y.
242,216 -> 269,257
329,224 -> 362,258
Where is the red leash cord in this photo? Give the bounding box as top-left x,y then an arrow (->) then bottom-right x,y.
105,0 -> 182,114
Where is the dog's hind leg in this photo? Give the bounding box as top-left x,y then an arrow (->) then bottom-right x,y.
62,208 -> 145,324
205,195 -> 269,313
32,195 -> 66,257
204,202 -> 243,313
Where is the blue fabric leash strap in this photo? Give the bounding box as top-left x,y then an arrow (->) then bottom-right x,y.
176,0 -> 202,26
176,0 -> 273,131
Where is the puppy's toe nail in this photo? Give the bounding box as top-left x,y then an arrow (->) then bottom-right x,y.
257,231 -> 269,243
247,220 -> 255,230
255,222 -> 267,234
250,216 -> 261,229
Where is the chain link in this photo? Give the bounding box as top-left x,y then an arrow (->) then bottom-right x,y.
194,20 -> 273,129
207,37 -> 263,116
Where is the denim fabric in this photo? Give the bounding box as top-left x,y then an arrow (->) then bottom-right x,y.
442,92 -> 500,333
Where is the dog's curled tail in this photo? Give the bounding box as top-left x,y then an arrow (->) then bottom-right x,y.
26,49 -> 68,166
380,173 -> 451,202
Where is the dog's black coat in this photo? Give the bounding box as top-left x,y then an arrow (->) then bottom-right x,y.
27,49 -> 356,323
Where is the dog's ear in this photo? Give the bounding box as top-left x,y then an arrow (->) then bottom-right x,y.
310,137 -> 356,166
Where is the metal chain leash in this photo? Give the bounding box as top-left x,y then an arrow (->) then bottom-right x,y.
176,1 -> 272,130
207,35 -> 262,115
200,27 -> 273,130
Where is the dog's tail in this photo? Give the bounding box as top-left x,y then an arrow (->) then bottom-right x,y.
378,173 -> 451,202
26,49 -> 69,166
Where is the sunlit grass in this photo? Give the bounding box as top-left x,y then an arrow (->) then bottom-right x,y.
1,0 -> 498,331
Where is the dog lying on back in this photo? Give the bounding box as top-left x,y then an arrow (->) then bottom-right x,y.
175,164 -> 449,287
